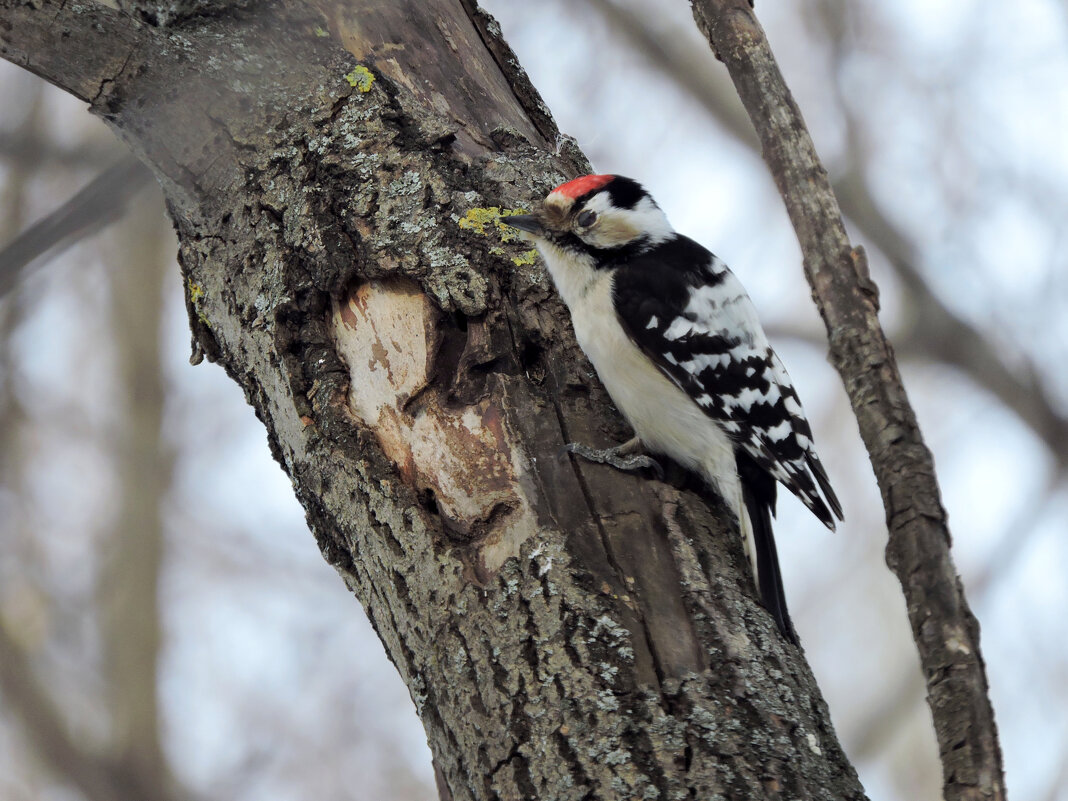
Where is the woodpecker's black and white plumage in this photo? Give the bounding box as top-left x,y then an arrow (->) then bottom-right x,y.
505,174 -> 842,643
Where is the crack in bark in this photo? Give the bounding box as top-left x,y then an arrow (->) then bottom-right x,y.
455,0 -> 557,147
90,43 -> 136,108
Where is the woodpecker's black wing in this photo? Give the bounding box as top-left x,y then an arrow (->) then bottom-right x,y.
612,236 -> 842,529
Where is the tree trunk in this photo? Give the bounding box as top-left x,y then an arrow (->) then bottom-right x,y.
1,1 -> 868,798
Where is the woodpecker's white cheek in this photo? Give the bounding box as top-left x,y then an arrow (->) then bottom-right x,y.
582,219 -> 641,249
576,194 -> 674,250
623,196 -> 674,245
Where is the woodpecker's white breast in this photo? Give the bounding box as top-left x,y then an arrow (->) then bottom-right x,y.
536,242 -> 740,508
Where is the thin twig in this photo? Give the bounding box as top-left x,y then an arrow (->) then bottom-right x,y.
688,2 -> 1006,799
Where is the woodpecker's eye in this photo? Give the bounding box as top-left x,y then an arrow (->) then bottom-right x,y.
576,210 -> 597,228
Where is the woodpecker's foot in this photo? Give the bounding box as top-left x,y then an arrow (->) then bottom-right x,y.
560,438 -> 663,479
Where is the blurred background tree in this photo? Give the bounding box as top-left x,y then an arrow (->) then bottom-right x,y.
0,1 -> 1065,800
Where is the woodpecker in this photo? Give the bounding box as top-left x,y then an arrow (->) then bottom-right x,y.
504,174 -> 842,643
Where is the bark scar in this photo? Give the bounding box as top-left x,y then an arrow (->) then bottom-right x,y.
332,278 -> 537,573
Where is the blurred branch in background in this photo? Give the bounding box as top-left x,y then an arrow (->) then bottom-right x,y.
0,68 -> 39,451
583,0 -> 756,148
583,0 -> 1068,469
0,65 -> 177,800
0,131 -> 116,169
0,71 -> 73,801
812,0 -> 1068,470
840,468 -> 1064,762
0,619 -> 137,801
0,163 -> 187,800
97,194 -> 183,800
837,476 -> 1063,764
835,175 -> 1068,469
0,156 -> 153,298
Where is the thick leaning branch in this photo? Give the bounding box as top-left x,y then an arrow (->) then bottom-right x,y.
689,2 -> 1006,800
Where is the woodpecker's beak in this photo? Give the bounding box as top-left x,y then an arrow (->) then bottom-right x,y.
502,214 -> 544,236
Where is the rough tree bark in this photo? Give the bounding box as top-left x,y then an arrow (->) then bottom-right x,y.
0,1 -> 874,798
690,3 -> 1006,801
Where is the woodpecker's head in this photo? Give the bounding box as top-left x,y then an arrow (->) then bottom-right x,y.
505,174 -> 673,259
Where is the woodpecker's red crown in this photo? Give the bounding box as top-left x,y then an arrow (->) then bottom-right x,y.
550,174 -> 615,199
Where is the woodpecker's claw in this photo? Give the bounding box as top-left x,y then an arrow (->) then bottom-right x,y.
560,441 -> 663,479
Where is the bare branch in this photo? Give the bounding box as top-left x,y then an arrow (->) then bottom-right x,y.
688,2 -> 1006,800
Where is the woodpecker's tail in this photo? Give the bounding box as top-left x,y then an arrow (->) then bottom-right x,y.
738,452 -> 798,645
